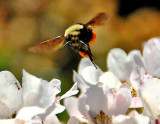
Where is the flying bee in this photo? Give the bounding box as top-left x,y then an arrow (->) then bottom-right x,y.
29,12 -> 107,68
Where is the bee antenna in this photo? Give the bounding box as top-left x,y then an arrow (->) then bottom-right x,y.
60,41 -> 71,50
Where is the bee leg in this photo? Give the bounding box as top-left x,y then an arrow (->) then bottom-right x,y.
87,47 -> 97,69
79,41 -> 97,69
60,41 -> 71,50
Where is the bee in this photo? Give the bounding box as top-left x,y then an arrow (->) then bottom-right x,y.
29,13 -> 107,68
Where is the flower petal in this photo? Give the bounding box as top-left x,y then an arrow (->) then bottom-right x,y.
143,38 -> 160,77
98,72 -> 121,89
140,77 -> 160,120
78,94 -> 93,123
22,70 -> 60,108
129,97 -> 143,108
107,48 -> 128,80
112,112 -> 150,124
0,71 -> 22,119
130,66 -> 145,89
60,83 -> 79,100
64,97 -> 87,123
134,53 -> 145,71
16,106 -> 45,121
44,115 -> 60,124
84,85 -> 107,117
108,84 -> 132,116
0,119 -> 24,124
78,58 -> 93,76
125,50 -> 141,81
81,66 -> 103,85
73,70 -> 89,91
67,116 -> 81,124
107,48 -> 140,81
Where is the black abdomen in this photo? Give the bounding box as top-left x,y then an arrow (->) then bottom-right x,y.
78,26 -> 93,43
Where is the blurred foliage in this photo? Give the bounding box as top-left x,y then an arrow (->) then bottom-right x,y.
1,0 -> 160,122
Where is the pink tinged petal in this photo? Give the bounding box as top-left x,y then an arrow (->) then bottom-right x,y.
22,70 -> 60,108
143,38 -> 160,77
60,83 -> 79,100
98,72 -> 121,89
67,116 -> 81,124
0,71 -> 22,119
108,84 -> 132,116
78,94 -> 93,123
64,97 -> 87,123
81,66 -> 103,85
115,84 -> 132,113
78,58 -> 94,76
129,97 -> 143,108
73,71 -> 89,91
84,85 -> 108,117
130,66 -> 145,89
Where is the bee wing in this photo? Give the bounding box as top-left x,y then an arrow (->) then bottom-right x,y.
29,35 -> 66,53
85,12 -> 108,27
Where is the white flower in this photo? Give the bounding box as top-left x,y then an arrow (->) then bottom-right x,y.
130,66 -> 160,120
22,70 -> 61,108
65,84 -> 132,124
73,58 -> 123,91
107,48 -> 142,81
0,69 -> 79,123
134,37 -> 160,78
73,58 -> 103,91
0,103 -> 65,124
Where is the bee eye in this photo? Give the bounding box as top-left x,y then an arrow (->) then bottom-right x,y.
69,35 -> 72,38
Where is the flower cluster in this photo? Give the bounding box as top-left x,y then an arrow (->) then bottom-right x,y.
65,37 -> 160,124
0,70 -> 78,123
1,37 -> 160,124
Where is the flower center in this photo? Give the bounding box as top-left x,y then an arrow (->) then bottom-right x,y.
94,110 -> 112,124
121,80 -> 138,97
131,87 -> 138,97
